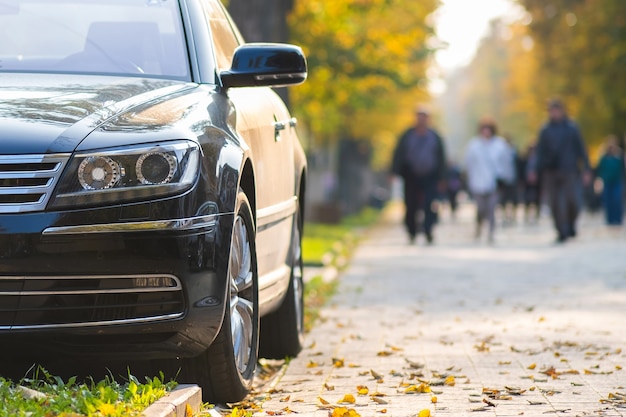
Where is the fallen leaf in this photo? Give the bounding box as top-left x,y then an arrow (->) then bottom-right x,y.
528,400 -> 545,405
431,396 -> 438,404
498,361 -> 511,365
540,366 -> 559,379
331,407 -> 361,417
371,397 -> 388,405
405,359 -> 424,369
324,383 -> 335,391
338,394 -> 356,404
379,409 -> 387,414
444,376 -> 456,386
319,397 -> 330,405
527,363 -> 536,370
370,391 -> 386,397
474,342 -> 490,352
357,386 -> 369,396
307,361 -> 319,368
333,358 -> 345,368
280,396 -> 291,402
504,386 -> 526,395
483,398 -> 496,407
418,410 -> 431,417
377,351 -> 393,357
405,383 -> 431,394
370,370 -> 384,381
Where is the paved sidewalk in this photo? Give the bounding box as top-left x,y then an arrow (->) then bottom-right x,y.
258,204 -> 626,417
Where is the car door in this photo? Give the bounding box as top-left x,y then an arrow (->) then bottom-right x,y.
200,0 -> 296,300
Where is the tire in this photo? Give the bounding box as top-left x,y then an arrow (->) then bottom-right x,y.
186,190 -> 259,403
259,208 -> 304,359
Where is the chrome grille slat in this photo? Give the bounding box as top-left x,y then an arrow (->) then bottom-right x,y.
0,274 -> 185,329
0,154 -> 69,213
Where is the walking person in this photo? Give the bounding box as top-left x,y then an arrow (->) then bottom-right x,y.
596,135 -> 624,225
522,143 -> 542,224
530,99 -> 591,243
464,118 -> 510,243
392,105 -> 447,244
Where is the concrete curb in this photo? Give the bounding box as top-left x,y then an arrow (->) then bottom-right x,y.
142,384 -> 202,417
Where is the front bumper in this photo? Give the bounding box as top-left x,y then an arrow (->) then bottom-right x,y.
0,200 -> 234,360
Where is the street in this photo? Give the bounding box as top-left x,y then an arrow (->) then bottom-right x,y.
258,203 -> 626,416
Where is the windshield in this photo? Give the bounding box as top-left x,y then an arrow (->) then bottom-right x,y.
0,0 -> 190,80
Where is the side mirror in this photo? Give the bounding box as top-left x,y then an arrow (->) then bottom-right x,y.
220,43 -> 307,89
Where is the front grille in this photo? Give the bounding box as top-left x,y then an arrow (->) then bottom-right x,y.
0,154 -> 70,213
0,275 -> 185,329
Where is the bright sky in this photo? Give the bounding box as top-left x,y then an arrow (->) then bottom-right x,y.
433,0 -> 524,70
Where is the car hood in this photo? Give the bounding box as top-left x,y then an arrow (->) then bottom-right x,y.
0,73 -> 197,154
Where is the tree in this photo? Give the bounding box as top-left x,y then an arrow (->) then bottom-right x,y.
288,0 -> 438,168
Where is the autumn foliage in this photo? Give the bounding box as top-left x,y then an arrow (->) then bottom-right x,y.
287,0 -> 438,166
445,1 -> 626,158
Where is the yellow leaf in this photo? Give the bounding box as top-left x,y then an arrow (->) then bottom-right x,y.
527,363 -> 537,370
616,365 -> 622,371
97,403 -> 117,416
339,394 -> 356,404
357,386 -> 369,396
319,397 -> 330,405
307,360 -> 319,368
186,404 -> 194,417
418,409 -> 431,417
379,409 -> 387,414
405,383 -> 431,394
431,396 -> 438,403
333,358 -> 345,368
377,351 -> 393,357
331,407 -> 361,417
444,376 -> 455,386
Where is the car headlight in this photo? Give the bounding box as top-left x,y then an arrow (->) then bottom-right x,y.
51,141 -> 200,208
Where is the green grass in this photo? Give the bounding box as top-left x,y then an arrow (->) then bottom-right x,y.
302,207 -> 381,266
0,366 -> 177,417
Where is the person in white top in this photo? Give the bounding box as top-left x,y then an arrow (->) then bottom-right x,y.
464,118 -> 511,242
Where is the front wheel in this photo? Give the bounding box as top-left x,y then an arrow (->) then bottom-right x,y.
186,190 -> 259,403
259,210 -> 304,359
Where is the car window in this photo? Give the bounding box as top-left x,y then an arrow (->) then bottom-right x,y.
0,0 -> 191,80
199,0 -> 242,72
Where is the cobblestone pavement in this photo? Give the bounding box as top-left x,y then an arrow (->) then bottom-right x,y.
257,203 -> 626,417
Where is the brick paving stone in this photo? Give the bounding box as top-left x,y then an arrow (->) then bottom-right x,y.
257,204 -> 626,417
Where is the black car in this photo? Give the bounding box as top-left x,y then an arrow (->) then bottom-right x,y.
0,0 -> 307,402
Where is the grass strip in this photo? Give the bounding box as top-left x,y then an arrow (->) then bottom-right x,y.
0,366 -> 177,417
302,207 -> 381,266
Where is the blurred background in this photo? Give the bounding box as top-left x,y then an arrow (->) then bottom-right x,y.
223,0 -> 626,222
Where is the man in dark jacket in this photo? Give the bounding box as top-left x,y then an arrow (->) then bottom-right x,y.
392,105 -> 447,244
532,99 -> 591,243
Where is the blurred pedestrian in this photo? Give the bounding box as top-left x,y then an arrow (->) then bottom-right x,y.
530,99 -> 591,243
392,105 -> 447,244
499,137 -> 519,226
464,117 -> 510,243
446,161 -> 463,220
596,135 -> 624,225
522,143 -> 542,223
